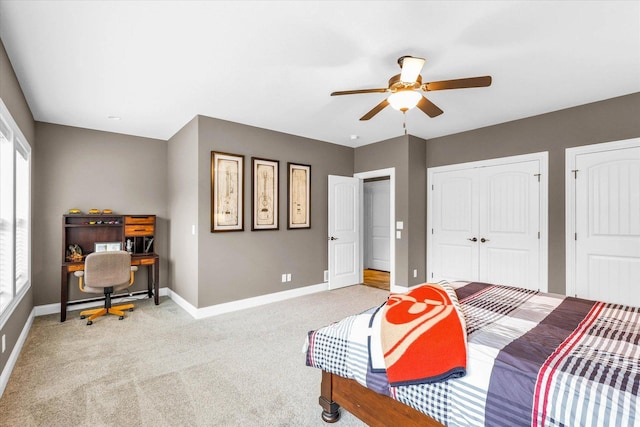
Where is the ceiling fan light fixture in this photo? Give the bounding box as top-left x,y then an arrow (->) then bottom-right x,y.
388,90 -> 421,112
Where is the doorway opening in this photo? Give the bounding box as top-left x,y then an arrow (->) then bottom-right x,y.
362,177 -> 391,290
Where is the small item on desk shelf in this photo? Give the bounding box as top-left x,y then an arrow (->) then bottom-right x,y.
88,208 -> 100,214
144,237 -> 154,253
68,208 -> 81,214
66,243 -> 84,262
102,209 -> 112,214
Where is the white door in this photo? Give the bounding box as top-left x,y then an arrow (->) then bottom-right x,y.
573,145 -> 640,306
430,168 -> 479,282
364,180 -> 390,271
479,161 -> 540,290
428,155 -> 544,291
328,175 -> 360,289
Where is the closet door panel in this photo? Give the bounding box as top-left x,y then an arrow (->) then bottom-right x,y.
479,161 -> 540,290
575,146 -> 640,306
431,169 -> 479,281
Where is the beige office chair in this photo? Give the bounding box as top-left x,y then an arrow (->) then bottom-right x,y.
74,251 -> 138,325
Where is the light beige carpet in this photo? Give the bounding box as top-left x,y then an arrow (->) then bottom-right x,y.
0,285 -> 388,426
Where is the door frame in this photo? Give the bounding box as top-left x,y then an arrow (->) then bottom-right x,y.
565,137 -> 640,297
354,168 -> 396,291
427,152 -> 549,292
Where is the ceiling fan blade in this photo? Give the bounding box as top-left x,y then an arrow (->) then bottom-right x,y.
331,88 -> 388,96
416,96 -> 444,118
359,99 -> 390,121
399,56 -> 425,83
424,76 -> 492,91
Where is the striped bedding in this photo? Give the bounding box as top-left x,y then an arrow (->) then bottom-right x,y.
306,282 -> 640,426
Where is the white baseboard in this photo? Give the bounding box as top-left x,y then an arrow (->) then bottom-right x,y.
0,308 -> 34,398
168,283 -> 329,319
390,284 -> 409,293
34,287 -> 170,317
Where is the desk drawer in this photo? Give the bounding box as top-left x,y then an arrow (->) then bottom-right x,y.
125,215 -> 155,225
125,225 -> 154,236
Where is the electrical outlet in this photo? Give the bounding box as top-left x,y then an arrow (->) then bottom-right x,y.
281,274 -> 287,283
413,269 -> 417,278
323,270 -> 329,282
287,273 -> 292,282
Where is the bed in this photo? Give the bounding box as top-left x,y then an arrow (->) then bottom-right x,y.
305,281 -> 640,426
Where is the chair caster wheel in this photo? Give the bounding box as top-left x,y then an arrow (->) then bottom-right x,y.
129,308 -> 134,312
119,316 -> 124,320
87,320 -> 93,325
80,315 -> 86,319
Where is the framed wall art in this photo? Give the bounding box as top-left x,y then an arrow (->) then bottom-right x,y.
211,151 -> 245,232
287,162 -> 311,229
252,157 -> 279,230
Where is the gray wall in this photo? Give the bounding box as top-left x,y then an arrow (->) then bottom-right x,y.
167,116 -> 199,307
426,92 -> 640,294
33,123 -> 168,305
354,135 -> 428,287
0,39 -> 34,377
196,115 -> 354,307
408,135 -> 427,284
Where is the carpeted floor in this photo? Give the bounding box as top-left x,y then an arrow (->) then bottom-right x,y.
0,285 -> 388,426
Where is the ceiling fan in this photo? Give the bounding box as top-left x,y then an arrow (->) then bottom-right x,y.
331,56 -> 492,121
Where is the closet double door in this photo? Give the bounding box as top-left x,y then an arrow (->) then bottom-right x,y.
428,158 -> 543,291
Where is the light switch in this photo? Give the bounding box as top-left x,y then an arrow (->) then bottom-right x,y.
396,221 -> 404,230
396,230 -> 401,239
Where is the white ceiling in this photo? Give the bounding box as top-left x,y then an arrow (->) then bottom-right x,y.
1,1 -> 639,147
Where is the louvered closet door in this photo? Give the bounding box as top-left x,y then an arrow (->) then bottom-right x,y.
575,146 -> 640,306
478,161 -> 540,290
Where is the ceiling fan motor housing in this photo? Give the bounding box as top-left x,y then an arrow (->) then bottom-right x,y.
388,74 -> 422,92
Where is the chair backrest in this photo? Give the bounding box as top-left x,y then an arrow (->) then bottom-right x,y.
83,251 -> 132,289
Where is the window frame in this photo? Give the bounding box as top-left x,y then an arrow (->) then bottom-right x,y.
0,98 -> 32,329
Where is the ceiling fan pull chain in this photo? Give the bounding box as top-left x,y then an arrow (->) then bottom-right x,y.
403,113 -> 407,135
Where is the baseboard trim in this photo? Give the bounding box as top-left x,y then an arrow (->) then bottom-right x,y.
390,284 -> 409,293
168,283 -> 329,319
33,287 -> 170,317
0,308 -> 34,398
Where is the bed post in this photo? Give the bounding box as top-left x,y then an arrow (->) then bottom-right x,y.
319,370 -> 340,423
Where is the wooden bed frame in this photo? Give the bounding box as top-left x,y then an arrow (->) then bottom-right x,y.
319,370 -> 445,427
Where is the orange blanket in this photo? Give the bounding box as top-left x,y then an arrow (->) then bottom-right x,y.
381,283 -> 467,386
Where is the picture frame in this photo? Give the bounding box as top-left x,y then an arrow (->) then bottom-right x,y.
94,241 -> 122,252
252,157 -> 279,230
287,162 -> 311,229
211,151 -> 245,232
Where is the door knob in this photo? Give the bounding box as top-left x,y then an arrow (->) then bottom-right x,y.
481,238 -> 490,243
328,236 -> 338,241
467,237 -> 477,242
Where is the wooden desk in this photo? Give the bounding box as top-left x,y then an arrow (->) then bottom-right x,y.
60,213 -> 159,322
60,253 -> 159,322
